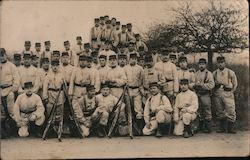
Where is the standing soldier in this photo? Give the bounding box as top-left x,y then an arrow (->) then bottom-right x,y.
82,43 -> 92,56
117,44 -> 128,55
98,55 -> 110,86
99,16 -> 106,32
111,17 -> 117,29
43,59 -> 65,118
41,41 -> 52,61
92,82 -> 125,137
177,56 -> 195,90
118,54 -> 127,68
13,53 -> 22,69
111,21 -> 121,48
51,51 -> 61,61
124,53 -> 144,130
213,56 -> 238,134
137,55 -> 145,68
72,36 -> 84,67
117,25 -> 129,47
135,34 -> 148,52
37,58 -> 50,98
143,82 -> 172,137
91,51 -> 100,69
86,56 -> 100,93
154,48 -> 179,105
126,23 -> 136,42
21,41 -> 33,58
106,54 -> 127,98
18,53 -> 40,94
169,53 -> 178,67
151,47 -> 161,65
71,84 -> 97,137
0,48 -> 20,118
193,58 -> 215,133
33,43 -> 42,66
63,41 -> 74,66
102,20 -> 113,42
31,55 -> 39,68
13,81 -> 45,137
60,52 -> 74,87
142,54 -> 165,102
173,79 -> 198,138
99,40 -> 116,59
90,18 -> 101,50
69,55 -> 92,109
127,41 -> 139,57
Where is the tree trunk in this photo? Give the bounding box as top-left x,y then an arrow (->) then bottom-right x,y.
207,49 -> 213,71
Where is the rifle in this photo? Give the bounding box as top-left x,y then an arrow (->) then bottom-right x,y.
42,86 -> 62,141
62,82 -> 84,138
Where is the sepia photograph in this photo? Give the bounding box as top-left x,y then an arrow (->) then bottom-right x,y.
0,0 -> 249,159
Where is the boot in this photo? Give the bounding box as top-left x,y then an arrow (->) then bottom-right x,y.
183,125 -> 191,138
227,121 -> 237,134
216,119 -> 225,133
155,123 -> 163,138
203,120 -> 212,133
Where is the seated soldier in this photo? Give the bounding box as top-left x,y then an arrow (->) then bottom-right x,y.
72,85 -> 97,137
173,79 -> 198,138
143,82 -> 173,137
91,82 -> 125,137
13,81 -> 45,137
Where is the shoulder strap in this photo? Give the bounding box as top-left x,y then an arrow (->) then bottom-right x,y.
204,71 -> 208,83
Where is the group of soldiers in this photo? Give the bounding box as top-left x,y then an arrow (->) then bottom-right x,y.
0,15 -> 238,139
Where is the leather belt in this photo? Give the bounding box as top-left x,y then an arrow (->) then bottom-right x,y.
165,79 -> 173,83
0,84 -> 12,89
21,109 -> 36,114
128,86 -> 139,89
48,87 -> 61,92
74,83 -> 88,87
92,38 -> 97,41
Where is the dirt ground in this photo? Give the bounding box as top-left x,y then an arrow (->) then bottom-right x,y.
0,131 -> 249,159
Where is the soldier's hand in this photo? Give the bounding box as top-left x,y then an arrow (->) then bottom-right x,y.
181,108 -> 187,113
184,103 -> 191,108
29,114 -> 37,121
146,123 -> 151,129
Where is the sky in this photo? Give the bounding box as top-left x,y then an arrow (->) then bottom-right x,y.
0,0 -> 248,52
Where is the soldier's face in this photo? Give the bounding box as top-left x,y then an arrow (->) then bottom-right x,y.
93,57 -> 98,63
109,59 -> 117,67
35,46 -> 41,51
45,44 -> 50,50
145,61 -> 153,68
179,61 -> 188,69
32,59 -> 39,67
52,55 -> 60,61
118,58 -> 126,66
95,21 -> 99,27
150,86 -> 159,95
51,65 -> 59,72
198,63 -> 206,70
122,27 -> 126,32
77,39 -> 82,44
87,90 -> 96,98
161,54 -> 169,62
87,61 -> 92,68
99,58 -> 106,67
64,44 -> 70,50
136,36 -> 140,41
23,58 -> 31,66
128,44 -> 134,51
84,46 -> 90,51
61,56 -> 69,64
180,83 -> 188,92
170,58 -> 176,64
25,86 -> 33,97
101,87 -> 110,97
14,59 -> 21,66
217,61 -> 226,70
129,58 -> 137,65
79,60 -> 87,68
138,60 -> 144,67
116,25 -> 120,30
42,62 -> 49,70
25,45 -> 31,50
105,44 -> 111,50
0,54 -> 7,63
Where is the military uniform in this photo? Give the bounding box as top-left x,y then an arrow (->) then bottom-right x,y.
135,34 -> 148,52
72,36 -> 84,66
111,21 -> 121,47
98,55 -> 110,85
13,82 -> 45,137
87,56 -> 100,93
33,43 -> 42,67
173,79 -> 198,137
21,41 -> 33,62
63,41 -> 75,66
37,58 -> 50,97
213,56 -> 238,133
90,18 -> 102,49
194,58 -> 214,132
143,82 -> 172,136
117,25 -> 129,46
126,23 -> 136,42
0,48 -> 20,117
41,41 -> 52,62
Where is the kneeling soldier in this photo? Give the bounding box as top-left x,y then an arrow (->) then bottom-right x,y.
173,79 -> 198,138
91,83 -> 125,137
13,81 -> 45,137
72,85 -> 97,137
143,82 -> 173,137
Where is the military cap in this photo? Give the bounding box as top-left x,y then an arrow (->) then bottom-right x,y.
0,48 -> 6,56
180,78 -> 189,84
144,55 -> 153,62
169,54 -> 177,59
23,53 -> 31,58
135,34 -> 140,38
109,54 -> 117,60
91,51 -> 98,57
86,56 -> 93,62
121,25 -> 127,28
84,43 -> 90,47
100,16 -> 105,20
198,58 -> 207,64
14,53 -> 21,60
86,84 -> 96,92
127,23 -> 132,27
76,36 -> 82,40
118,54 -> 127,59
129,53 -> 137,59
24,41 -> 31,46
24,81 -> 33,89
31,54 -> 38,60
116,21 -> 120,25
79,55 -> 87,61
161,48 -> 170,55
51,59 -> 60,66
104,15 -> 109,18
178,56 -> 187,62
105,20 -> 111,24
217,56 -> 225,62
101,82 -> 110,89
138,46 -> 144,51
149,82 -> 159,88
61,51 -> 69,56
111,17 -> 116,20
99,55 -> 107,59
64,41 -> 69,45
94,18 -> 100,22
44,41 -> 51,45
35,43 -> 41,47
41,57 -> 49,63
52,50 -> 60,55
